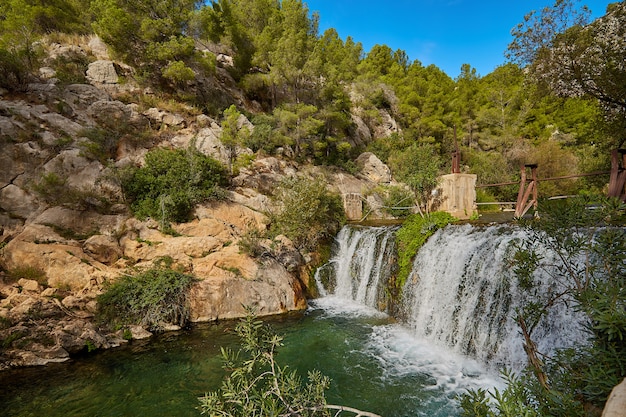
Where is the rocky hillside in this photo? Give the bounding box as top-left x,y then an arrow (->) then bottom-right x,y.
0,36 -> 398,369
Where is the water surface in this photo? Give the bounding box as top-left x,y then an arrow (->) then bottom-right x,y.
1,301 -> 498,417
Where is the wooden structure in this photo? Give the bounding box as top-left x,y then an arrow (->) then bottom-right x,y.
515,164 -> 538,218
608,149 -> 626,200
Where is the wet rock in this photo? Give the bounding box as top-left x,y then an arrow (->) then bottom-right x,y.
128,325 -> 152,340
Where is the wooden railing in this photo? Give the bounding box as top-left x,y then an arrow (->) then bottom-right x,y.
475,149 -> 625,218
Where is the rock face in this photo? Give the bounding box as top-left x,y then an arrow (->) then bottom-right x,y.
0,37 -> 405,370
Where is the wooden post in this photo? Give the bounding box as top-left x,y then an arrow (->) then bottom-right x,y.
515,164 -> 538,218
608,149 -> 626,201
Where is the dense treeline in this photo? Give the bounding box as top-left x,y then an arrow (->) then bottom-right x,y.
0,0 -> 624,202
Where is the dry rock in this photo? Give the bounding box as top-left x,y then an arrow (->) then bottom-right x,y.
356,152 -> 392,184
86,60 -> 119,85
0,185 -> 40,220
603,378 -> 626,417
83,235 -> 122,264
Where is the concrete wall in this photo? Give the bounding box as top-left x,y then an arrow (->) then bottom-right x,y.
435,173 -> 477,220
343,193 -> 363,221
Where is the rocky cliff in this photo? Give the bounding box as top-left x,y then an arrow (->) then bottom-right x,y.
0,36 -> 396,369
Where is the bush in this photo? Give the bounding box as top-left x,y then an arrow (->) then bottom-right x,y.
6,265 -> 47,286
0,48 -> 30,91
378,185 -> 415,218
270,176 -> 346,251
96,265 -> 197,331
32,172 -> 112,212
395,212 -> 456,290
121,147 -> 228,225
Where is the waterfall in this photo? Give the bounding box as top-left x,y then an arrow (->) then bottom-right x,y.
315,225 -> 397,310
316,223 -> 589,370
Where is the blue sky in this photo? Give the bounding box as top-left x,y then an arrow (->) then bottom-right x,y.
303,0 -> 614,78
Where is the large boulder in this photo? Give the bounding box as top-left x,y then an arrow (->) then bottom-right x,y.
1,225 -> 115,291
0,184 -> 40,220
86,60 -> 119,85
189,258 -> 307,322
355,152 -> 392,184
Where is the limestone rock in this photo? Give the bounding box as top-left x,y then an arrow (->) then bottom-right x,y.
128,325 -> 152,340
83,235 -> 122,264
372,109 -> 400,138
356,152 -> 392,184
350,114 -> 372,147
87,99 -> 131,128
43,149 -> 103,190
194,201 -> 269,233
193,126 -> 228,163
17,278 -> 41,292
192,244 -> 259,281
86,60 -> 119,85
87,36 -> 110,60
34,207 -> 127,237
189,258 -> 306,322
1,237 -> 114,291
63,84 -> 110,109
143,107 -> 186,128
0,184 -> 40,220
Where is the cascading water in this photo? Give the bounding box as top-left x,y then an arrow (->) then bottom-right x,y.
315,225 -> 398,310
316,223 -> 589,372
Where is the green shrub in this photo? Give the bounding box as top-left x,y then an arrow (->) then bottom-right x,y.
96,266 -> 197,331
475,189 -> 501,212
48,50 -> 91,84
395,212 -> 456,290
32,172 -> 112,212
6,265 -> 47,286
121,147 -> 227,225
270,176 -> 346,251
0,48 -> 30,91
378,185 -> 415,218
199,313 -> 381,417
162,60 -> 195,85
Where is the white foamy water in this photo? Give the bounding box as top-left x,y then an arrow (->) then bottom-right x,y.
403,224 -> 588,370
309,295 -> 503,403
366,324 -> 503,394
315,223 -> 589,376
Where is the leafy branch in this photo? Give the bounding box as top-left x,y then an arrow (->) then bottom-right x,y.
198,312 -> 381,417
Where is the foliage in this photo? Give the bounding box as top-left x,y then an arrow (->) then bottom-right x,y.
270,176 -> 345,251
121,147 -> 227,225
387,143 -> 443,216
198,313 -> 381,417
377,185 -> 415,218
32,172 -> 113,213
395,212 -> 456,291
0,48 -> 31,91
96,265 -> 197,331
5,265 -> 47,286
508,0 -> 626,147
220,105 -> 250,174
460,196 -> 626,415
